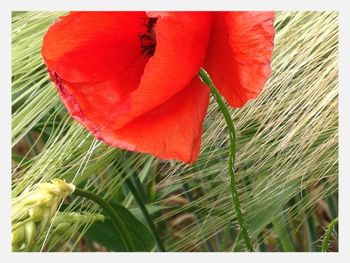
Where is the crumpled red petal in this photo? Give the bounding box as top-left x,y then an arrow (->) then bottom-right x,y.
110,12 -> 212,129
204,12 -> 275,108
101,77 -> 210,163
43,12 -> 150,127
42,12 -> 149,84
54,74 -> 209,163
42,12 -> 212,163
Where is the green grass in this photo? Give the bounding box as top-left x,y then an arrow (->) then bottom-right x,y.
12,11 -> 338,252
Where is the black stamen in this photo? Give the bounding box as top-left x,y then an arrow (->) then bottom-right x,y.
139,17 -> 158,57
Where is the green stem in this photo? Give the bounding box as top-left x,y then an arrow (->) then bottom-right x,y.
123,176 -> 166,251
272,214 -> 295,252
326,195 -> 338,236
306,212 -> 319,251
199,68 -> 254,252
321,217 -> 338,252
73,187 -> 136,252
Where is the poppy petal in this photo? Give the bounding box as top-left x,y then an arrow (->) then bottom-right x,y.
42,11 -> 149,84
110,12 -> 212,129
43,12 -> 212,132
204,12 -> 275,108
107,77 -> 210,163
55,75 -> 210,163
48,58 -> 146,128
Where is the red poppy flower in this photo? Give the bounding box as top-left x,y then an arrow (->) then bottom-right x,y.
42,11 -> 275,163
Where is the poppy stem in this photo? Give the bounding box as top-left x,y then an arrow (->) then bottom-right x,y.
199,68 -> 254,252
73,187 -> 136,252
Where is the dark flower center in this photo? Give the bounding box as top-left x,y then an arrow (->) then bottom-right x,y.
139,17 -> 158,57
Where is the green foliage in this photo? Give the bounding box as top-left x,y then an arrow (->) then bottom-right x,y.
85,202 -> 156,252
12,11 -> 338,251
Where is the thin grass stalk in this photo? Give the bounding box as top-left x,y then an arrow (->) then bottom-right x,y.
119,156 -> 165,251
73,188 -> 136,251
306,212 -> 319,251
123,176 -> 166,252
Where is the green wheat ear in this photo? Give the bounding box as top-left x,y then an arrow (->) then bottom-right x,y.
12,178 -> 106,252
12,179 -> 75,251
